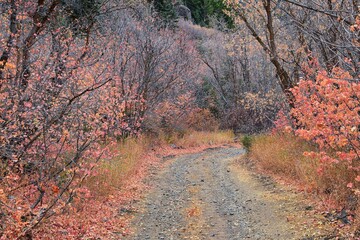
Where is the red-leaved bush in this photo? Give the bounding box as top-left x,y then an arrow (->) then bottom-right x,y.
291,67 -> 359,190
0,1 -> 198,238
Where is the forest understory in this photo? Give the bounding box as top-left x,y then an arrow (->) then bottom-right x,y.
0,0 -> 359,239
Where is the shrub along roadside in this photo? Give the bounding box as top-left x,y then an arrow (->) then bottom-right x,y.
248,133 -> 357,217
240,135 -> 253,153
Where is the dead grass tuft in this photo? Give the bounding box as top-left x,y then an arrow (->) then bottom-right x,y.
85,137 -> 151,197
175,130 -> 234,148
250,133 -> 356,210
85,130 -> 235,197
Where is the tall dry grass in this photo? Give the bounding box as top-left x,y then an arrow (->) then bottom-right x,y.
85,130 -> 235,197
85,137 -> 151,197
250,133 -> 356,209
174,130 -> 234,148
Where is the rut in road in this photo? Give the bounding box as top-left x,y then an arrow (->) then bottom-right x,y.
126,147 -> 302,240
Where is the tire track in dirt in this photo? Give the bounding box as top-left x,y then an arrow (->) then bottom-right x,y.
125,147 -> 327,239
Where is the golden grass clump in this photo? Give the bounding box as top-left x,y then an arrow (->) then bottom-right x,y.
85,130 -> 235,197
85,137 -> 151,197
249,133 -> 356,208
174,130 -> 235,148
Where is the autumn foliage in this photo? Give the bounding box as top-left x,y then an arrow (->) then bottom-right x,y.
255,64 -> 359,214
0,0 -> 359,237
0,0 -> 199,238
291,67 -> 359,186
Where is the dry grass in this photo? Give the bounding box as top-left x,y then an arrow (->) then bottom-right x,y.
85,130 -> 235,197
174,130 -> 234,148
85,137 -> 151,197
250,133 -> 356,209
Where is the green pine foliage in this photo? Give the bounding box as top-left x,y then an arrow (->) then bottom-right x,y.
150,0 -> 233,29
152,0 -> 178,27
182,0 -> 233,28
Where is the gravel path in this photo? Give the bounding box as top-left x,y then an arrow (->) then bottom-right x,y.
125,147 -> 308,240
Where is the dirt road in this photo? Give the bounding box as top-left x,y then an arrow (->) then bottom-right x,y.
125,146 -> 334,240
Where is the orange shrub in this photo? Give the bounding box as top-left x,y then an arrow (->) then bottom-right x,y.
291,67 -> 359,191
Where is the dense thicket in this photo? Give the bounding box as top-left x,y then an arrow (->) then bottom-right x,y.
0,0 -> 359,237
193,0 -> 359,132
0,1 -> 198,237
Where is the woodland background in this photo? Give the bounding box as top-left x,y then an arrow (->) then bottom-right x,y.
0,0 -> 359,238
